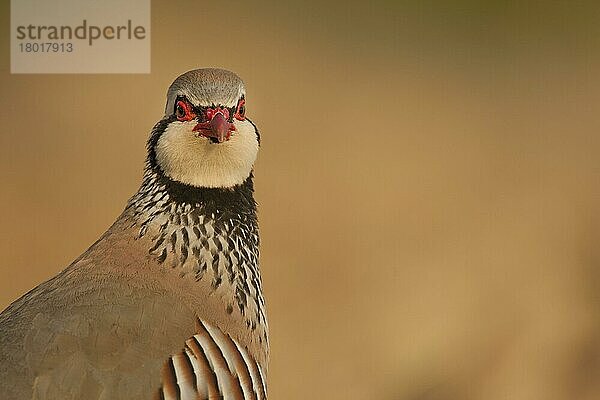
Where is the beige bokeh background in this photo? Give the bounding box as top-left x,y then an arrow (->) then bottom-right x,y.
1,1 -> 600,399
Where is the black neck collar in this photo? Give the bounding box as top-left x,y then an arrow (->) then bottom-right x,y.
148,166 -> 257,218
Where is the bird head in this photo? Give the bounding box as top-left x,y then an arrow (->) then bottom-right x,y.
149,68 -> 259,189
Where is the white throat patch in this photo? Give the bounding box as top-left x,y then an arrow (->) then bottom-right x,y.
155,119 -> 258,188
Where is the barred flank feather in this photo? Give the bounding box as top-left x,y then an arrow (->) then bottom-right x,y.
159,319 -> 266,400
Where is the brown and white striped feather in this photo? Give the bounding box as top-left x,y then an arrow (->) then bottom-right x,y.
157,319 -> 266,400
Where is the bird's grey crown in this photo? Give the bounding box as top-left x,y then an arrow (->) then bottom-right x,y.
164,68 -> 246,114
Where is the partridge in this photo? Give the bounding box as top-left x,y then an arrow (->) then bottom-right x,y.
0,68 -> 268,400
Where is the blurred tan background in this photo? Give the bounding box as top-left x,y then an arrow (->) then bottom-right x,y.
1,1 -> 600,399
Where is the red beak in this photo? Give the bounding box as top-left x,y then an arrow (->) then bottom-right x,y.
193,112 -> 236,143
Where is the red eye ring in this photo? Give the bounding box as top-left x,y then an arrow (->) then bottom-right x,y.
234,99 -> 246,121
175,100 -> 195,121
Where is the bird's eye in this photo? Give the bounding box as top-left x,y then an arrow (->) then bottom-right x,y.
175,100 -> 194,121
234,99 -> 246,121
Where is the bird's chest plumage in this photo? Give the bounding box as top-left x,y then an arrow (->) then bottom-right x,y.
129,174 -> 268,350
